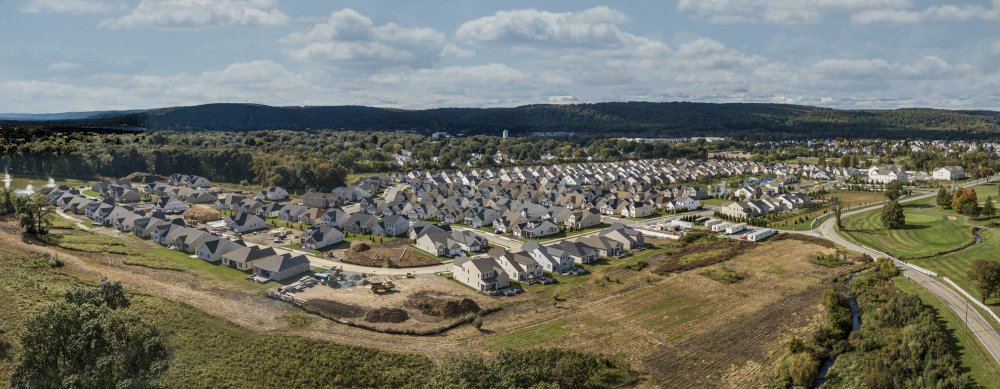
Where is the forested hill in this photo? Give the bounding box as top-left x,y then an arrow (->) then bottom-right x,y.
112,102 -> 1000,139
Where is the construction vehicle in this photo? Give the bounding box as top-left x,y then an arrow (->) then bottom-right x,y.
370,280 -> 395,294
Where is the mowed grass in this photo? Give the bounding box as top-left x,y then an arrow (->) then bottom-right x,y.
838,205 -> 972,258
486,318 -> 574,349
908,182 -> 1000,227
892,276 -> 1000,388
911,229 -> 1000,318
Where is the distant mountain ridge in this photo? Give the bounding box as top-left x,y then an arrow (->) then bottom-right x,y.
0,109 -> 150,121
7,102 -> 1000,138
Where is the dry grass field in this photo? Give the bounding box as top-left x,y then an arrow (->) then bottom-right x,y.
2,214 -> 851,388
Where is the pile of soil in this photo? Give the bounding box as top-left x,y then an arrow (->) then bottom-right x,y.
364,307 -> 409,323
350,241 -> 370,252
405,290 -> 480,318
307,299 -> 365,318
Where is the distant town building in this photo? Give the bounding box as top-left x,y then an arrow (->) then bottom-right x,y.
503,129 -> 508,139
707,151 -> 753,160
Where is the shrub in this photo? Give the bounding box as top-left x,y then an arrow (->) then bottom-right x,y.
786,352 -> 819,387
787,336 -> 805,353
473,315 -> 483,330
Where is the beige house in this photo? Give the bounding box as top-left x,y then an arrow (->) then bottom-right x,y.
451,256 -> 509,292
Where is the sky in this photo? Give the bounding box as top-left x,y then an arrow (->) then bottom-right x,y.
2,0 -> 1000,113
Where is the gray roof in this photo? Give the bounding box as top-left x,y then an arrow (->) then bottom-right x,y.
254,254 -> 309,273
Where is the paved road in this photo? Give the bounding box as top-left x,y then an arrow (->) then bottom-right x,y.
788,175 -> 1000,366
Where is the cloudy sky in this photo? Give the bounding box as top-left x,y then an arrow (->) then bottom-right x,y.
2,0 -> 999,113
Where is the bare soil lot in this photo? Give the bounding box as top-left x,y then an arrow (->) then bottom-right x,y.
295,274 -> 496,332
342,238 -> 440,267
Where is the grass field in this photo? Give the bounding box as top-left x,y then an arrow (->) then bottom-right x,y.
907,182 -> 1000,227
0,249 -> 435,388
911,229 -> 1000,318
82,189 -> 100,197
838,204 -> 973,258
486,318 -> 574,349
892,276 -> 1000,388
700,198 -> 727,207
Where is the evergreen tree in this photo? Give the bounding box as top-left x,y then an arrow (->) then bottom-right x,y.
881,200 -> 905,229
984,196 -> 996,219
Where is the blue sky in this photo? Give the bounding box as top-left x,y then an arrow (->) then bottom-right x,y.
2,0 -> 999,113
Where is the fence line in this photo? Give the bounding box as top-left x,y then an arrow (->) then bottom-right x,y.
810,197 -> 898,229
861,245 -> 939,276
942,277 -> 1000,327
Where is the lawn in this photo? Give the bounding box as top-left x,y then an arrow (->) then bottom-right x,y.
700,198 -> 727,207
906,182 -> 1000,227
892,276 -> 1000,387
264,217 -> 309,231
486,318 -> 574,349
837,204 -> 973,258
512,223 -> 610,243
407,244 -> 456,262
911,229 -> 1000,319
152,248 -> 274,290
81,189 -> 100,197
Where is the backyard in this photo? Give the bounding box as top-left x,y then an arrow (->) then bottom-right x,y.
511,223 -> 610,243
837,204 -> 973,258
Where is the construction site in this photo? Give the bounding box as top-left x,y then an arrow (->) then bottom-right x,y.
342,239 -> 441,268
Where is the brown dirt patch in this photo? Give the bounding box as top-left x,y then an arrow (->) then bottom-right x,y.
307,299 -> 365,319
405,290 -> 481,318
652,239 -> 754,275
342,238 -> 439,268
947,216 -> 957,220
365,308 -> 409,323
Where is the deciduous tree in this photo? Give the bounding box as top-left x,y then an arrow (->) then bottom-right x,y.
967,259 -> 1000,304
881,200 -> 905,229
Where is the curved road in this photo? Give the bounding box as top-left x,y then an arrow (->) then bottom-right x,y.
789,176 -> 1000,366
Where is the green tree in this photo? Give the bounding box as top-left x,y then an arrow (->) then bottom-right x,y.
13,192 -> 54,235
830,195 -> 843,230
11,278 -> 168,388
880,200 -> 905,229
984,196 -> 996,219
884,179 -> 903,201
967,259 -> 1000,304
936,187 -> 951,208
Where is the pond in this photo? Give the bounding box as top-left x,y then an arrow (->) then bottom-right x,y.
1,175 -> 90,195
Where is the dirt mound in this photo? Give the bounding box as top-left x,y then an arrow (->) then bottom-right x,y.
308,299 -> 365,318
365,308 -> 409,323
123,172 -> 166,183
350,241 -> 370,252
406,291 -> 480,318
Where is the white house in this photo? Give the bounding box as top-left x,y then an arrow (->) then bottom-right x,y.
258,186 -> 288,201
299,226 -> 344,250
933,166 -> 965,181
451,256 -> 509,292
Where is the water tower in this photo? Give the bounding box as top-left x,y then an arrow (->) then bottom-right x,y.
503,129 -> 508,139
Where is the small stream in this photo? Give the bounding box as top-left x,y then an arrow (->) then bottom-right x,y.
958,228 -> 983,252
813,272 -> 862,387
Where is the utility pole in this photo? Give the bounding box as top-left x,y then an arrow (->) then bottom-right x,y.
965,299 -> 969,334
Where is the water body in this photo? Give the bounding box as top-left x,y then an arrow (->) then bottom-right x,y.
814,273 -> 862,387
1,175 -> 84,195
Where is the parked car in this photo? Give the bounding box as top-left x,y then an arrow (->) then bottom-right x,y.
273,237 -> 282,243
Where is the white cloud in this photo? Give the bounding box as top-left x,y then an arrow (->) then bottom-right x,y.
627,37 -> 764,71
850,10 -> 920,24
993,41 -> 1000,55
440,44 -> 476,58
289,42 -> 415,63
851,0 -> 1000,24
281,8 -> 444,65
811,56 -> 975,81
97,0 -> 290,30
20,0 -> 119,13
456,6 -> 637,48
48,62 -> 83,71
679,0 -> 913,24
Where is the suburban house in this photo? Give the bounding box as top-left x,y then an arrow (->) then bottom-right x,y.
196,239 -> 248,263
371,215 -> 409,237
566,209 -> 602,229
407,221 -> 451,240
414,231 -> 463,257
621,201 -> 654,218
450,230 -> 489,252
168,174 -> 211,188
296,208 -> 328,226
185,190 -> 218,204
407,203 -> 438,221
222,246 -> 278,271
299,226 -> 344,250
576,235 -> 624,257
551,241 -> 600,264
258,186 -> 288,201
303,192 -> 341,208
253,253 -> 311,282
598,223 -> 646,249
321,208 -> 350,228
463,207 -> 500,228
256,202 -> 286,218
360,197 -> 388,215
519,241 -> 575,273
225,212 -> 266,233
489,247 -> 543,282
666,196 -> 700,212
511,219 -> 559,239
933,166 -> 965,181
153,197 -> 189,213
451,256 -> 509,292
342,213 -> 379,234
868,165 -> 908,183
